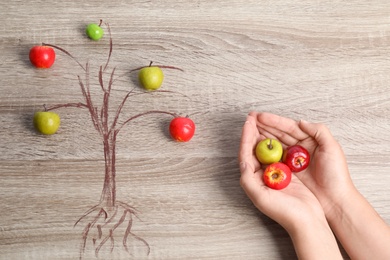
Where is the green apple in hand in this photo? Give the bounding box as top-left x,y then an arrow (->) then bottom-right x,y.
256,138 -> 283,164
138,64 -> 164,91
33,111 -> 60,135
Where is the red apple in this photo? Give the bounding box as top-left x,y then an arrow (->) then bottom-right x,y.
29,45 -> 56,68
263,162 -> 292,190
282,145 -> 310,172
169,116 -> 195,142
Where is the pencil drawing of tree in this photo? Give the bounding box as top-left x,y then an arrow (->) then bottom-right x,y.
40,23 -> 183,259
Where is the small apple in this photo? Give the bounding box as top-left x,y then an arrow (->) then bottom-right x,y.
33,111 -> 60,135
255,138 -> 283,165
86,23 -> 104,41
138,64 -> 164,91
282,145 -> 310,172
169,116 -> 195,142
29,46 -> 56,68
263,162 -> 292,190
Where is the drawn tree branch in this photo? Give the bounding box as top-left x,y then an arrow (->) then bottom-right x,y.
41,23 -> 183,259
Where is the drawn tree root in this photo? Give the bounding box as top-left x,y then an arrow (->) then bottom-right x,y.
75,201 -> 150,259
38,22 -> 186,259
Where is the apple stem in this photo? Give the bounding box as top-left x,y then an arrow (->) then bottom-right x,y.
268,139 -> 273,150
99,19 -> 103,27
298,159 -> 303,168
149,61 -> 153,67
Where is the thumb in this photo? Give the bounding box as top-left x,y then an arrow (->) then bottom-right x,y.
239,161 -> 263,199
299,120 -> 337,148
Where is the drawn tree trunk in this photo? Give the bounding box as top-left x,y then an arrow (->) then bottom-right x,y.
42,23 -> 181,259
101,132 -> 117,208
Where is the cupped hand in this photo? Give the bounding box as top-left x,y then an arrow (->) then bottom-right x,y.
244,111 -> 355,218
239,114 -> 326,231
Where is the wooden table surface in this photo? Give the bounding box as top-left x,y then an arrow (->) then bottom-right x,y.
1,1 -> 390,259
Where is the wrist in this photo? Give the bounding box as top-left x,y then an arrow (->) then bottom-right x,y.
324,185 -> 359,224
312,174 -> 357,223
288,215 -> 342,260
324,185 -> 390,259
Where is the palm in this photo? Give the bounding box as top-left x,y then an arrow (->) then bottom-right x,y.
259,173 -> 325,228
293,137 -> 350,211
250,112 -> 352,214
239,114 -> 325,228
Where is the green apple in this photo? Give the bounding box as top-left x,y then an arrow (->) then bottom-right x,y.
138,66 -> 164,90
86,23 -> 104,41
33,111 -> 60,135
255,138 -> 283,165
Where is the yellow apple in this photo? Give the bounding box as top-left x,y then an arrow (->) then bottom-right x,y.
33,111 -> 60,135
138,66 -> 164,90
255,138 -> 283,165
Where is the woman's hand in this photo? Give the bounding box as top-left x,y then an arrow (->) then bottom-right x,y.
239,114 -> 324,230
239,113 -> 342,259
240,111 -> 390,259
248,111 -> 355,217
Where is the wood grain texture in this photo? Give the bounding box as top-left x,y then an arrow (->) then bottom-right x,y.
1,0 -> 390,259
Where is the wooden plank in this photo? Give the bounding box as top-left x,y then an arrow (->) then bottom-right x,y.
1,0 -> 390,259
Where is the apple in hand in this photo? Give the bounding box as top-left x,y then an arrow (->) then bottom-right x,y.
255,138 -> 283,164
263,162 -> 292,190
169,116 -> 195,142
29,46 -> 56,68
138,64 -> 164,91
33,111 -> 60,135
283,145 -> 310,172
86,23 -> 104,41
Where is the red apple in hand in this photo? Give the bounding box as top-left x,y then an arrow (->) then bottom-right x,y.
282,145 -> 310,172
263,162 -> 292,190
29,45 -> 56,68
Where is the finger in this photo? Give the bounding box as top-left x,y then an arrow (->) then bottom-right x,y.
249,111 -> 298,146
240,162 -> 282,218
238,118 -> 255,162
298,120 -> 338,149
239,115 -> 261,170
239,162 -> 264,202
257,124 -> 298,147
256,112 -> 309,141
